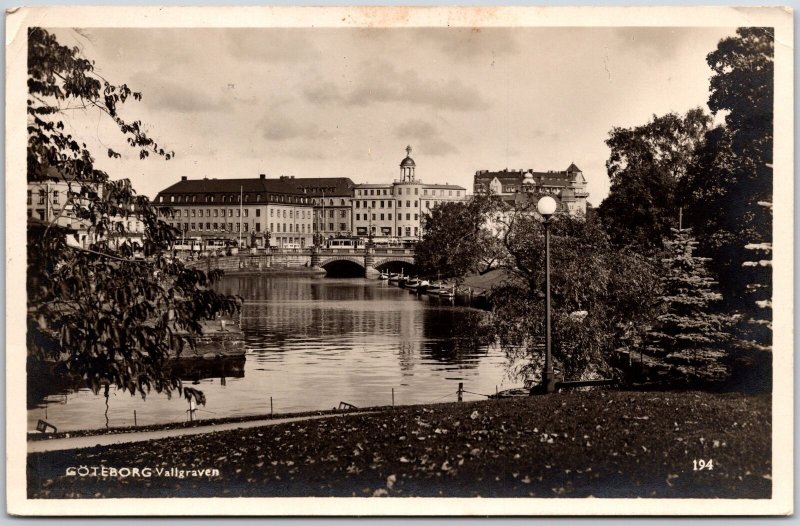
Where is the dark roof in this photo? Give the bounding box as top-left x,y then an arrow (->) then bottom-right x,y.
474,169 -> 573,187
400,156 -> 416,167
157,178 -> 300,196
566,162 -> 582,173
284,177 -> 355,197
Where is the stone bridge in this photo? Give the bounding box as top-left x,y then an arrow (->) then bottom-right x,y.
313,246 -> 416,278
192,245 -> 416,278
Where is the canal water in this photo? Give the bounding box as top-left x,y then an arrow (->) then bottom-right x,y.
27,276 -> 514,432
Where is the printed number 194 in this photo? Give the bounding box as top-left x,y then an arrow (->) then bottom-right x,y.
693,459 -> 714,471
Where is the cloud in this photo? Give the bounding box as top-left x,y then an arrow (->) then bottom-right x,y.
259,113 -> 327,142
137,77 -> 233,113
225,30 -> 321,63
393,119 -> 458,156
302,60 -> 489,112
416,27 -> 519,62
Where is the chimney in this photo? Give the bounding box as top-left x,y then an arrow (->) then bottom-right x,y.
181,176 -> 188,181
260,174 -> 266,179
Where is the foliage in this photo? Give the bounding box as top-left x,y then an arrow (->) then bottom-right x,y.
27,28 -> 240,403
646,228 -> 731,383
679,27 -> 773,303
415,197 -> 504,280
489,212 -> 661,381
598,109 -> 712,251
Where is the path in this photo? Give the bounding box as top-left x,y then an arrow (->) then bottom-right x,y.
28,411 -> 376,454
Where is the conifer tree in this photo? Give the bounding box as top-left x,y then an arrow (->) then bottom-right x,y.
648,227 -> 730,383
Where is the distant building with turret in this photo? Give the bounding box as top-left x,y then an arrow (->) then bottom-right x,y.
473,163 -> 589,216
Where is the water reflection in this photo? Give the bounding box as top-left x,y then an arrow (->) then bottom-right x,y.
28,276 -> 510,431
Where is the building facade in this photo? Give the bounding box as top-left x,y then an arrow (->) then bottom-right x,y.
473,163 -> 589,216
352,146 -> 466,242
280,176 -> 356,239
154,175 -> 315,248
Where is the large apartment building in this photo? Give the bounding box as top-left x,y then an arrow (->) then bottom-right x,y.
154,174 -> 315,248
473,163 -> 589,216
352,146 -> 466,241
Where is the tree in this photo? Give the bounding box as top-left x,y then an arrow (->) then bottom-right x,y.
27,28 -> 240,404
490,211 -> 661,382
414,197 -> 503,280
680,27 -> 773,303
598,109 -> 711,251
646,228 -> 730,383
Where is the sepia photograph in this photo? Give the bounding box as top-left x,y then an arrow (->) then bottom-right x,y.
6,5 -> 793,516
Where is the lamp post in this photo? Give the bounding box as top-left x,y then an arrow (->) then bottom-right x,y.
537,195 -> 558,394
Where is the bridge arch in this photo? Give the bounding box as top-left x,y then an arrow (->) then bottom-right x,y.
319,256 -> 365,278
373,258 -> 417,275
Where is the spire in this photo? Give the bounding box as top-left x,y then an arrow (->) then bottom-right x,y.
406,145 -> 412,156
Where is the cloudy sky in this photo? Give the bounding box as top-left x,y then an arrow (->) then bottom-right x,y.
49,26 -> 736,203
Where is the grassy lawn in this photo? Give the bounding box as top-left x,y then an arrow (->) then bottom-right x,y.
28,390 -> 771,498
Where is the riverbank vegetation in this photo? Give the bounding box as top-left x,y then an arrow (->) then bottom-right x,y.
415,28 -> 773,392
28,390 -> 771,498
27,28 -> 240,407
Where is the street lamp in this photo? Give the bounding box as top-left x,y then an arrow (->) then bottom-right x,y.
537,195 -> 558,394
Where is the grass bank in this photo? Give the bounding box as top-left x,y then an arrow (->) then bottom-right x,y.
28,390 -> 770,498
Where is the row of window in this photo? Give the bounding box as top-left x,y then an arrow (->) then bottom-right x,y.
314,210 -> 348,218
163,193 -> 309,205
317,223 -> 349,232
356,226 -> 419,237
27,189 -> 59,206
355,187 -> 461,197
166,208 -> 313,220
354,213 -> 419,222
169,222 -> 312,234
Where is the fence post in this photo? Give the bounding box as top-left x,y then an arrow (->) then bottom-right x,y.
270,396 -> 273,417
458,382 -> 463,402
134,410 -> 137,428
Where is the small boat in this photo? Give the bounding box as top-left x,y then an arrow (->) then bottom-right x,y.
407,279 -> 429,293
378,271 -> 390,280
437,285 -> 456,299
423,281 -> 445,295
398,276 -> 410,288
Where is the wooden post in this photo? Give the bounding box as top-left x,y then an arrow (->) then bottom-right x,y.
458,382 -> 463,402
134,410 -> 137,428
270,396 -> 273,417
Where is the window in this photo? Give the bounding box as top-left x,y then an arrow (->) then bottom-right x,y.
283,210 -> 287,218
289,210 -> 293,219
406,201 -> 411,208
414,214 -> 419,220
329,223 -> 334,231
370,189 -> 375,196
457,191 -> 461,197
423,189 -> 428,195
339,223 -> 346,231
191,223 -> 195,230
406,213 -> 411,220
191,209 -> 196,217
38,190 -> 45,205
380,213 -> 385,220
301,224 -> 305,233
414,188 -> 418,195
256,209 -> 261,217
206,222 -> 211,230
371,214 -> 376,221
270,209 -> 274,217
380,201 -> 385,208
27,190 -> 32,205
184,223 -> 188,231
236,209 -> 240,217
213,222 -> 218,230
405,226 -> 411,236
414,227 -> 419,236
340,199 -> 345,206
52,191 -> 59,204
244,209 -> 249,218
397,200 -> 402,208
355,201 -> 360,208
328,210 -> 334,218
449,190 -> 453,196
398,227 -> 402,236
214,210 -> 218,217
288,224 -> 291,232
340,210 -> 346,218
414,201 -> 418,207
355,213 -> 360,221
388,213 -> 392,220
388,201 -> 392,208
